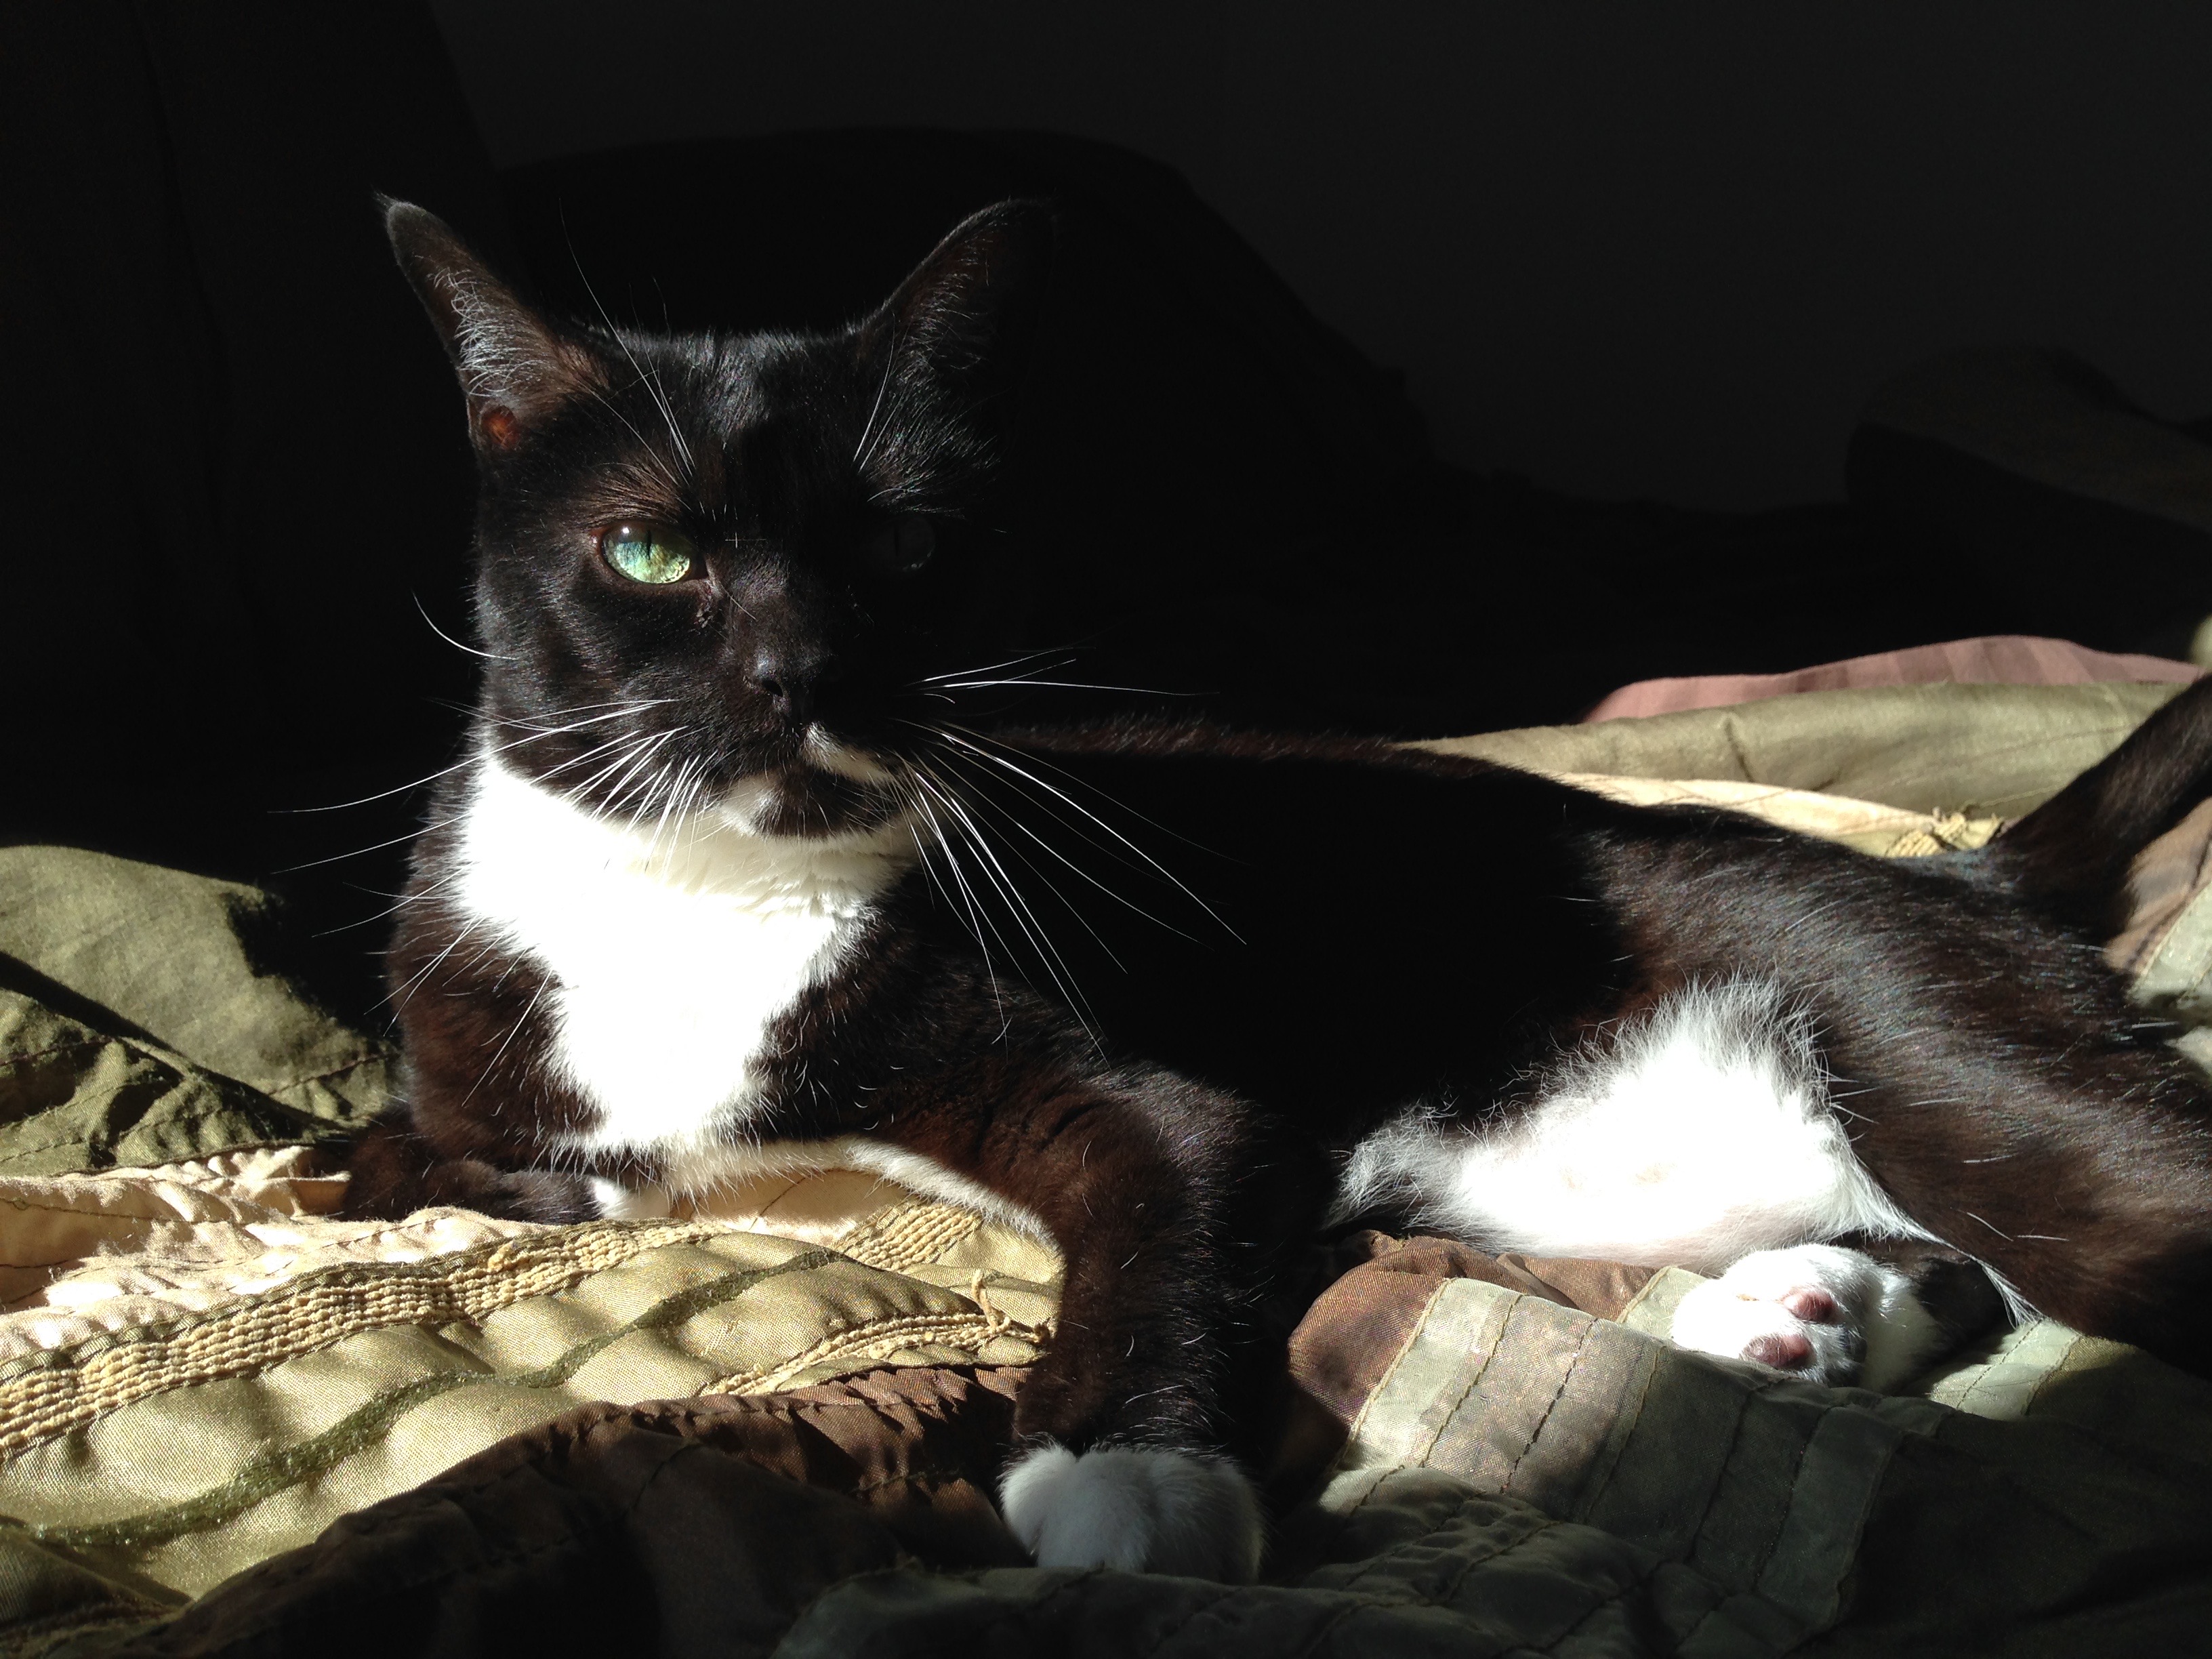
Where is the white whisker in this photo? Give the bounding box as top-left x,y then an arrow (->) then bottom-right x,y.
910,766 -> 1099,1037
924,723 -> 1241,941
413,592 -> 508,662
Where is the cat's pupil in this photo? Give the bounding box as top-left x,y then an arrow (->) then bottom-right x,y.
869,514 -> 936,575
602,524 -> 696,585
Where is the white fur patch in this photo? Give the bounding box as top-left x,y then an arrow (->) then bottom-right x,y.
1000,1443 -> 1263,1580
1671,1242 -> 1945,1390
449,754 -> 916,1168
1337,980 -> 1927,1273
587,1176 -> 673,1221
804,726 -> 901,786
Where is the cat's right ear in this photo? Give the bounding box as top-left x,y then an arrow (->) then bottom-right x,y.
862,199 -> 1054,392
381,198 -> 601,452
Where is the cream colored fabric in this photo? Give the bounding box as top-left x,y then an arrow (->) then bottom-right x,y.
1534,772 -> 2005,855
766,1279 -> 2212,1658
0,1225 -> 1052,1602
1421,679 -> 2183,818
0,1157 -> 1059,1603
3,676 -> 2203,1638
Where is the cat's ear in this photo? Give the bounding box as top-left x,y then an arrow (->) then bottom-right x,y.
865,199 -> 1052,384
381,198 -> 602,452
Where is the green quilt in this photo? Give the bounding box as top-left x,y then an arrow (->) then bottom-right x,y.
3,680 -> 2209,1657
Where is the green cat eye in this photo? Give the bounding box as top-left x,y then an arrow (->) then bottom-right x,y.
602,523 -> 697,585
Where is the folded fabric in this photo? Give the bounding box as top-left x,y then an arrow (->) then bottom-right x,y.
48,1237 -> 2212,1658
6,678 -> 2212,1655
1584,633 -> 2198,723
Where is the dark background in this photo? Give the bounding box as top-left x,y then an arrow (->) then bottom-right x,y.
432,1 -> 2212,510
6,2 -> 2212,1016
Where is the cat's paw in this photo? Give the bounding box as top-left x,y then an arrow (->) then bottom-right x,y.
998,1443 -> 1262,1580
1671,1243 -> 1941,1390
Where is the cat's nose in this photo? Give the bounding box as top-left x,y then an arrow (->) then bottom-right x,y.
748,648 -> 839,726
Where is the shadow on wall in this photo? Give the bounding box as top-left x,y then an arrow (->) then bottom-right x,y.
430,0 -> 2212,510
9,4 -> 2212,1029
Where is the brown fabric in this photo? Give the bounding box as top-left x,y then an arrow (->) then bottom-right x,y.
99,1370 -> 1031,1659
45,1226 -> 2212,1656
1585,632 -> 2198,723
1264,1235 -> 1660,1506
60,1240 -> 1633,1656
1288,1231 -> 1655,1431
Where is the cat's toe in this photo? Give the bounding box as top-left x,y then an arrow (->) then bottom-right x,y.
1671,1242 -> 1945,1388
1741,1328 -> 1818,1370
999,1443 -> 1262,1580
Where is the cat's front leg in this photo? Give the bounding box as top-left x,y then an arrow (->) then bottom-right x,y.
340,1109 -> 598,1223
895,1069 -> 1303,1580
998,1441 -> 1263,1580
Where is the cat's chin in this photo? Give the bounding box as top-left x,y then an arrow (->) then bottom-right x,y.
716,760 -> 904,842
802,726 -> 901,787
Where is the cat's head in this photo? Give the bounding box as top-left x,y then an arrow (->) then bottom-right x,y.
386,197 -> 1050,840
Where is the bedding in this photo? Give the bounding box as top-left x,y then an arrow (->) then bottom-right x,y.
1581,634 -> 2200,723
3,680 -> 2211,1655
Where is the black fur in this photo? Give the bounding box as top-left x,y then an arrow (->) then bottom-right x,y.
349,199 -> 2212,1516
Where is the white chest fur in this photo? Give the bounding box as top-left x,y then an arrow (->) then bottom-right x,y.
449,756 -> 916,1162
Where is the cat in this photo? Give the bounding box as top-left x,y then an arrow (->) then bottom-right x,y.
345,195 -> 2212,1582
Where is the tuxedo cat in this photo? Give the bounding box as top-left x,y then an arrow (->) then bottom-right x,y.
347,197 -> 2212,1582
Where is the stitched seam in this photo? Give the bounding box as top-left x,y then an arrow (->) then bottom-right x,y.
979,1561 -> 1107,1649
619,1434 -> 714,1516
1132,1582 -> 1242,1659
0,1219 -> 750,1452
0,1605 -> 176,1659
0,1218 -> 715,1380
0,1038 -> 115,1071
1330,1488 -> 1510,1595
0,1193 -> 260,1228
1329,1277 -> 1452,1487
1531,1544 -> 1687,1655
1425,1513 -> 1565,1614
1675,1378 -> 1764,1570
1731,1393 -> 1830,1591
7,1248 -> 839,1549
0,1094 -> 294,1170
1285,1593 -> 1380,1659
1677,1386 -> 1864,1652
1500,1313 -> 1595,1491
255,1050 -> 389,1095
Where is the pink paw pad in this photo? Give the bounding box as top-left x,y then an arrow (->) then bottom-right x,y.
1778,1287 -> 1839,1323
1742,1331 -> 1816,1369
1671,1246 -> 1885,1387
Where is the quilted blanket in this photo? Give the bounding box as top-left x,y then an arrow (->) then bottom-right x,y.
4,680 -> 2210,1656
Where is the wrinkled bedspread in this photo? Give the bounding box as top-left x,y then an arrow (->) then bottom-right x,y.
5,680 -> 2212,1656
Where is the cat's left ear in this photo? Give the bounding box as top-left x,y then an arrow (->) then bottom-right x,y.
380,197 -> 604,452
863,199 -> 1053,387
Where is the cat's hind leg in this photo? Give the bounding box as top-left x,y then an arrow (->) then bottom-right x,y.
1336,980 -> 1914,1272
1670,1239 -> 2008,1388
1672,1244 -> 1921,1388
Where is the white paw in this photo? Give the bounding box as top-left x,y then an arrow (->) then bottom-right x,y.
587,1177 -> 673,1221
1670,1243 -> 1942,1390
998,1443 -> 1263,1580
